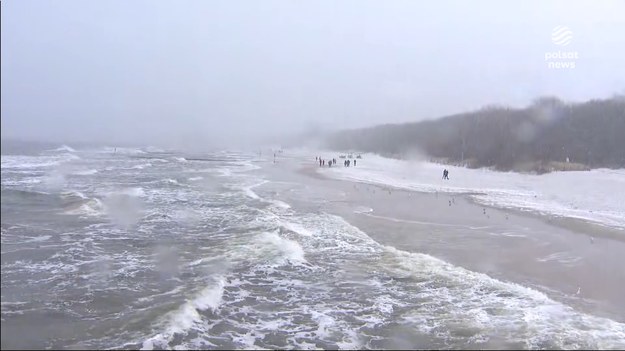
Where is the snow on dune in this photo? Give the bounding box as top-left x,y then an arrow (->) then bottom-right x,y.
320,153 -> 625,230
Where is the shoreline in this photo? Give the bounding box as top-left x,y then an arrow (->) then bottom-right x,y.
280,162 -> 625,322
299,164 -> 624,241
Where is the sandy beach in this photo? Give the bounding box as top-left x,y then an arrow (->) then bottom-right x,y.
259,156 -> 625,324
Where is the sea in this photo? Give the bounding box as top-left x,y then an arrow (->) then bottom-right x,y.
1,141 -> 624,349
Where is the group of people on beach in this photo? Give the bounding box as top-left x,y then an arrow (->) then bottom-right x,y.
442,169 -> 450,180
316,156 -> 356,168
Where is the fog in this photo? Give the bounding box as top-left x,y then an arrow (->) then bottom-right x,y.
1,0 -> 624,150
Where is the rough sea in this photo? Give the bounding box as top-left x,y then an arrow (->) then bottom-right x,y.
2,143 -> 624,349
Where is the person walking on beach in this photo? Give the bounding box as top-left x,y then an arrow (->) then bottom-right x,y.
353,159 -> 356,167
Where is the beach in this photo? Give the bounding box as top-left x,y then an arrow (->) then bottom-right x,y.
260,153 -> 625,324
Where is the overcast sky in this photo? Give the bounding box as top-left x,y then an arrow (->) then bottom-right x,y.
2,0 -> 624,148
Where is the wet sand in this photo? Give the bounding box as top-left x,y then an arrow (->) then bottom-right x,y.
260,158 -> 625,323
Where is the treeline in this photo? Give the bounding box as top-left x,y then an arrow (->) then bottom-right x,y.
324,96 -> 625,173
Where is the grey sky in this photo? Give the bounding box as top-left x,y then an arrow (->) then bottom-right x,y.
2,0 -> 624,149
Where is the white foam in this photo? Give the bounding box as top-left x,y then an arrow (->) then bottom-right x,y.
290,210 -> 625,348
170,209 -> 202,225
216,168 -> 232,177
281,221 -> 314,237
18,235 -> 52,244
235,161 -> 261,173
1,155 -> 75,169
102,146 -> 146,155
60,190 -> 89,200
132,163 -> 152,170
1,177 -> 43,186
64,198 -> 106,217
48,145 -> 76,153
241,180 -> 268,200
73,169 -> 98,176
381,245 -> 625,348
163,178 -> 181,185
188,176 -> 203,181
257,231 -> 306,264
353,205 -> 373,214
270,199 -> 291,209
536,251 -> 583,265
141,277 -> 225,350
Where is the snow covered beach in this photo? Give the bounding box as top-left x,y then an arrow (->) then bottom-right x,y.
313,152 -> 625,231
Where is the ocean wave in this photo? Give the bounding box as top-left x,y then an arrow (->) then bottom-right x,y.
162,178 -> 181,186
72,169 -> 98,176
1,177 -> 43,187
103,147 -> 146,155
1,154 -> 78,169
60,190 -> 89,201
257,231 -> 307,264
144,146 -> 166,153
353,205 -> 374,214
280,221 -> 314,237
382,245 -> 625,349
1,188 -> 51,198
47,145 -> 76,153
141,277 -> 225,350
241,180 -> 268,200
269,199 -> 291,209
10,235 -> 53,244
131,163 -> 152,170
273,212 -> 625,349
61,191 -> 106,217
64,199 -> 106,217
